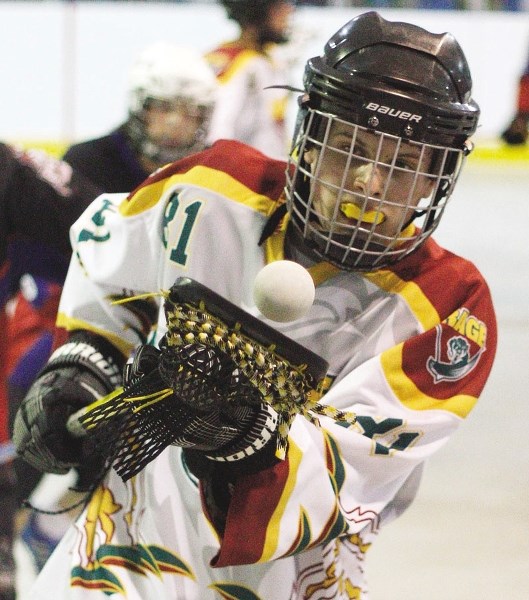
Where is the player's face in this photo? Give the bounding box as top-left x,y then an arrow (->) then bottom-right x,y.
303,122 -> 436,245
265,0 -> 294,41
143,98 -> 208,151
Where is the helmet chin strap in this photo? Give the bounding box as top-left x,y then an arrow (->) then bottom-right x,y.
258,203 -> 288,246
402,209 -> 425,231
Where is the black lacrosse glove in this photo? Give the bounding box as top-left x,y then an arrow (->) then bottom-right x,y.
13,331 -> 124,481
124,342 -> 279,466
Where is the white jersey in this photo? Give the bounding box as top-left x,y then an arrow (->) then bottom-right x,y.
31,140 -> 497,599
206,43 -> 290,159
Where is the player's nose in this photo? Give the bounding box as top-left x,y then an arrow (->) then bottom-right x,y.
351,162 -> 385,198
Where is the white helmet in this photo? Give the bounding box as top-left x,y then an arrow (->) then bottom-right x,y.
128,42 -> 217,115
125,42 -> 217,166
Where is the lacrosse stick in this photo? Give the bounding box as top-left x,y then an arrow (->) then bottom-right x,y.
67,277 -> 356,481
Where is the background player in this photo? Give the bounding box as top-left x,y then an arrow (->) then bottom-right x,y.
63,42 -> 218,192
206,0 -> 295,158
500,43 -> 529,145
0,143 -> 100,599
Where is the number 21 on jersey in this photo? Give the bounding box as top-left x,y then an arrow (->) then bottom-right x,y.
163,191 -> 203,267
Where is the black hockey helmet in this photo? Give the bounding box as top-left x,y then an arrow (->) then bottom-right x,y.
302,11 -> 479,148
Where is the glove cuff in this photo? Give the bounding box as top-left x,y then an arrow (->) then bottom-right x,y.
42,332 -> 124,392
205,404 -> 278,463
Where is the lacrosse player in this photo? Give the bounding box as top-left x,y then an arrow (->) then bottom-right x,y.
206,0 -> 295,158
15,12 -> 497,599
63,42 -> 218,192
0,143 -> 100,599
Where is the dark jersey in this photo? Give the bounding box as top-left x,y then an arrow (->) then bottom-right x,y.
0,144 -> 100,269
62,125 -> 150,194
0,143 -> 101,444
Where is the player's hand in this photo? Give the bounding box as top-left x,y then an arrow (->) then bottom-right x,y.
13,331 -> 124,480
13,366 -> 110,475
124,341 -> 278,459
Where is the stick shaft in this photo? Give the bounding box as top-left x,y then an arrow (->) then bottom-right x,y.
66,387 -> 124,438
66,407 -> 88,438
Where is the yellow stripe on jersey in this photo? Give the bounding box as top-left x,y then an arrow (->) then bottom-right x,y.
271,96 -> 288,123
119,166 -> 278,218
364,270 -> 439,331
214,49 -> 263,85
381,344 -> 477,418
265,229 -> 286,264
56,312 -> 135,356
118,178 -> 167,217
259,439 -> 303,562
308,262 -> 341,287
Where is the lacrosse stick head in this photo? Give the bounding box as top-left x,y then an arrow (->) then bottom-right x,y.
162,276 -> 329,387
160,277 -> 333,453
74,277 -> 334,482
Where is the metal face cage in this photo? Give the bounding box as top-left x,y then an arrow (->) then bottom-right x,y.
286,109 -> 467,271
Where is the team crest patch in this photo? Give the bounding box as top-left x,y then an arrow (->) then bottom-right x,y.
427,308 -> 487,383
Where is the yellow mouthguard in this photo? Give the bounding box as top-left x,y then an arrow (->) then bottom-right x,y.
340,203 -> 385,224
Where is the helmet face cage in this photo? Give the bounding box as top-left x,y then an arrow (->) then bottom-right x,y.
286,108 -> 466,271
127,108 -> 213,166
128,104 -> 213,167
129,97 -> 214,164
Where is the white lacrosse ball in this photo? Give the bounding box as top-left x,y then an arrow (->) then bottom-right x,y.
253,260 -> 315,322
